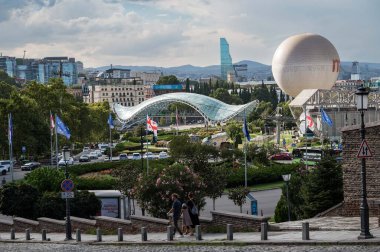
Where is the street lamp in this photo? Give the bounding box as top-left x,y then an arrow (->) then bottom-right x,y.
282,174 -> 291,222
62,146 -> 72,240
355,86 -> 373,239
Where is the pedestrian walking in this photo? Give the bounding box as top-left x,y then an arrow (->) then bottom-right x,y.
167,193 -> 183,238
181,203 -> 193,235
187,192 -> 200,229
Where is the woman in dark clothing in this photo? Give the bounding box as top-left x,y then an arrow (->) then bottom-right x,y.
187,192 -> 200,230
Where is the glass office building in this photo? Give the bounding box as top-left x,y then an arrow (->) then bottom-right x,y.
220,38 -> 233,81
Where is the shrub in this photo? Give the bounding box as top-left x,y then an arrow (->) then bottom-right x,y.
38,192 -> 65,219
70,191 -> 101,218
0,183 -> 40,219
228,187 -> 250,213
25,167 -> 65,192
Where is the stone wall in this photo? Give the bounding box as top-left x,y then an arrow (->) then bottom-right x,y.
130,215 -> 170,233
95,216 -> 134,234
341,121 -> 380,217
210,210 -> 269,232
0,211 -> 270,234
37,218 -> 65,233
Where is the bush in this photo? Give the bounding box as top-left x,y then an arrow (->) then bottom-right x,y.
227,163 -> 299,188
25,167 -> 65,192
38,192 -> 65,219
0,183 -> 40,219
75,176 -> 117,190
70,191 -> 101,218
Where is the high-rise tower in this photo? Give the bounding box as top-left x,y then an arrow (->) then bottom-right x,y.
351,61 -> 360,80
220,38 -> 233,81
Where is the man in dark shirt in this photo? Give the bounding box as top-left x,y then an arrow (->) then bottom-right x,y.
168,193 -> 183,237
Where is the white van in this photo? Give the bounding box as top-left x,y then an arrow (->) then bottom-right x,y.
132,153 -> 141,160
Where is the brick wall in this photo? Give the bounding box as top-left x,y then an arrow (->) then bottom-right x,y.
341,121 -> 380,217
71,216 -> 96,233
13,217 -> 39,232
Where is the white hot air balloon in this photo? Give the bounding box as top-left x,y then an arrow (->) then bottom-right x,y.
272,33 -> 340,97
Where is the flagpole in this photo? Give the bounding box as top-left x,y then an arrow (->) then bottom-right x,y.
244,110 -> 247,188
55,114 -> 59,169
8,113 -> 14,182
50,111 -> 53,166
304,105 -> 308,170
176,107 -> 179,135
109,122 -> 112,162
320,107 -> 324,149
146,115 -> 149,175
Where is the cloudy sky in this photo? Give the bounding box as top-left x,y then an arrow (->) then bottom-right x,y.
0,0 -> 379,68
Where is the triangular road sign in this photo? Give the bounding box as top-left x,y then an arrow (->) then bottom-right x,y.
357,139 -> 373,158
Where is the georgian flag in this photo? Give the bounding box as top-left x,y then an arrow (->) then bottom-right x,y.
146,115 -> 158,137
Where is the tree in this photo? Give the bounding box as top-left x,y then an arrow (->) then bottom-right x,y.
185,78 -> 190,92
134,163 -> 206,218
70,190 -> 102,218
225,120 -> 242,148
228,187 -> 249,213
156,75 -> 179,85
300,157 -> 343,218
203,165 -> 230,210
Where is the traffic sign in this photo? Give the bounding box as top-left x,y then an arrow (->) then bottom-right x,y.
357,140 -> 373,158
61,192 -> 75,199
61,179 -> 74,192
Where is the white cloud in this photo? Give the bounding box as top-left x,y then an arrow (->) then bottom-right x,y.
0,0 -> 379,67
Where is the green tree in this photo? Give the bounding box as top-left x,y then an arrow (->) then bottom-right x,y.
228,187 -> 249,213
225,120 -> 242,148
70,191 -> 102,218
185,78 -> 190,92
38,192 -> 65,219
156,75 -> 179,84
300,157 -> 343,218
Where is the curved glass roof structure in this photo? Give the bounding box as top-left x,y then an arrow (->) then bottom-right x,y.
114,92 -> 257,127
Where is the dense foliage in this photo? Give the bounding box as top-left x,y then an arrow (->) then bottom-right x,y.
274,157 -> 343,222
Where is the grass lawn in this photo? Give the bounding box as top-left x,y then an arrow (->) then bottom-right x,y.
225,181 -> 284,193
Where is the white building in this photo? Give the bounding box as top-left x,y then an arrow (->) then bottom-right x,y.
84,78 -> 146,107
130,71 -> 161,85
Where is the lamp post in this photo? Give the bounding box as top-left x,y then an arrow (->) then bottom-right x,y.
62,146 -> 72,240
355,86 -> 373,239
282,174 -> 291,222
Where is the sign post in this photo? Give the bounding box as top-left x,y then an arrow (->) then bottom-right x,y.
357,140 -> 373,158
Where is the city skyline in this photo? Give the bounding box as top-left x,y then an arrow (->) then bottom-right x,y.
0,0 -> 379,68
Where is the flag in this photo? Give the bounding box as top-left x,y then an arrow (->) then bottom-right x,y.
242,112 -> 250,141
50,111 -> 55,135
147,115 -> 158,137
107,113 -> 114,129
55,115 -> 71,140
8,113 -> 12,146
306,111 -> 315,131
320,108 -> 333,127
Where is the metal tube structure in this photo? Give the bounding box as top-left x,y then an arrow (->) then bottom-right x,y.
63,147 -> 72,240
358,110 -> 373,239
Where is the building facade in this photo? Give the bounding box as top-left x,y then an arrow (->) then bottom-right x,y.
0,56 -> 16,77
84,77 -> 146,107
130,71 -> 161,85
220,38 -> 233,81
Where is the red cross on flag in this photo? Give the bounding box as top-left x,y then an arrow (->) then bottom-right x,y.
146,115 -> 158,137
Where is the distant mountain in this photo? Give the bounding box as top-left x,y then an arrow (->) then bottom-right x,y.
87,60 -> 380,80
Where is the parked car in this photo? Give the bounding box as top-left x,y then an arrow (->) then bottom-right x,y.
104,156 -> 110,161
0,165 -> 8,175
82,147 -> 90,153
79,155 -> 90,162
58,157 -> 74,166
88,152 -> 98,160
158,151 -> 169,159
0,160 -> 11,172
119,153 -> 128,160
95,150 -> 102,157
21,162 -> 41,171
143,152 -> 155,160
132,153 -> 141,160
269,153 -> 292,160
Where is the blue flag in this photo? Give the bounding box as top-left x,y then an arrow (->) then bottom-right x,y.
108,114 -> 114,129
55,115 -> 71,139
320,108 -> 333,127
8,113 -> 12,146
242,113 -> 250,141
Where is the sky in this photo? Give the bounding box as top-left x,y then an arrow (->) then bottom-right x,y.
0,0 -> 379,68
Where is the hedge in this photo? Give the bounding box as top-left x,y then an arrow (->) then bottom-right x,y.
227,163 -> 299,188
